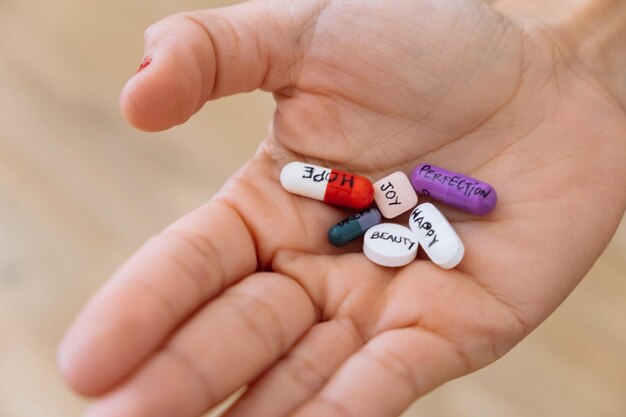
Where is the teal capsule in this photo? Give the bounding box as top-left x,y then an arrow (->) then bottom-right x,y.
328,208 -> 382,247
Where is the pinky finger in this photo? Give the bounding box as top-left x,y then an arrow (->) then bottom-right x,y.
223,319 -> 363,417
290,328 -> 470,417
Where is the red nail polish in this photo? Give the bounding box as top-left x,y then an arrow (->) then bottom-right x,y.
137,56 -> 152,73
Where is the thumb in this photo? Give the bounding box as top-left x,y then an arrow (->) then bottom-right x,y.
120,0 -> 325,131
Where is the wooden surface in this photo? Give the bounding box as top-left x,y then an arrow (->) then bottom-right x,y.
0,1 -> 624,416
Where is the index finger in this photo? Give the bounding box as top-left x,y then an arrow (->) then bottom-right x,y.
58,198 -> 257,396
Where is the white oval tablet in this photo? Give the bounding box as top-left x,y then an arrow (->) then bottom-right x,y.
363,223 -> 419,267
408,203 -> 464,269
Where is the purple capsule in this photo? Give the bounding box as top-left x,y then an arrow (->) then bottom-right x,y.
410,164 -> 497,215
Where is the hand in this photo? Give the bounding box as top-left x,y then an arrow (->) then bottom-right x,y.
58,0 -> 626,416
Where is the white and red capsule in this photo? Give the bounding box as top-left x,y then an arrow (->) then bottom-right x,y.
280,162 -> 374,209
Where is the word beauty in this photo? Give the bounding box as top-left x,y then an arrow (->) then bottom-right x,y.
328,208 -> 382,247
409,203 -> 464,269
280,162 -> 374,209
363,223 -> 419,267
411,164 -> 497,215
373,172 -> 418,219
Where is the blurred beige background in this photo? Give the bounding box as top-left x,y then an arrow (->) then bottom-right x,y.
0,0 -> 624,416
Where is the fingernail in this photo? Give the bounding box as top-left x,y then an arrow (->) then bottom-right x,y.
136,56 -> 152,73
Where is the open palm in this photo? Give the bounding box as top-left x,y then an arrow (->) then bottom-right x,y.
59,0 -> 626,416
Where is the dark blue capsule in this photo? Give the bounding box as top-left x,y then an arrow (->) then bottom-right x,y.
328,208 -> 382,247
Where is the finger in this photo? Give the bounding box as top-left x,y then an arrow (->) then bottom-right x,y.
290,328 -> 469,417
84,272 -> 317,417
58,200 -> 257,396
223,318 -> 363,417
120,0 -> 327,131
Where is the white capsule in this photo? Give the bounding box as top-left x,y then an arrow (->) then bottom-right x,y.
408,203 -> 464,269
363,223 -> 419,267
280,162 -> 327,200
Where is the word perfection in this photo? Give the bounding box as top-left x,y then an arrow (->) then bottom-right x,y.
411,163 -> 497,215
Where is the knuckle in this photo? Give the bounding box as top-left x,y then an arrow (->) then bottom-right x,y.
143,12 -> 194,43
281,353 -> 327,393
225,290 -> 287,357
362,345 -> 419,397
160,227 -> 226,296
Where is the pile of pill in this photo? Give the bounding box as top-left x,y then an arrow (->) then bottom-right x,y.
280,161 -> 497,269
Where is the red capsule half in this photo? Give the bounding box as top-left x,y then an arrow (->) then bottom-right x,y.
323,169 -> 375,208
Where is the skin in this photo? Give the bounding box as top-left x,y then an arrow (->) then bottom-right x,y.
58,0 -> 626,416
